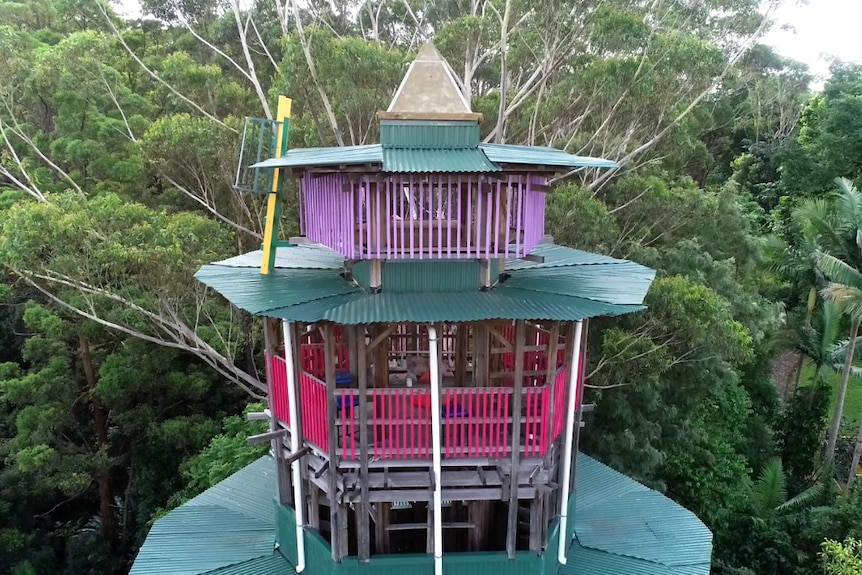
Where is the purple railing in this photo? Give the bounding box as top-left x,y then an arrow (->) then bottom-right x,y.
300,172 -> 547,259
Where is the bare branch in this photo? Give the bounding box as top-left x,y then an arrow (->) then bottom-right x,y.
96,2 -> 236,133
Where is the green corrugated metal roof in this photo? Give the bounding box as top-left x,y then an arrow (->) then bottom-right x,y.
132,454 -> 709,575
479,143 -> 619,169
203,553 -> 294,575
380,120 -> 480,148
382,147 -> 500,173
354,259 -> 482,292
562,455 -> 712,575
250,141 -> 618,173
194,242 -> 655,324
130,458 -> 284,575
252,144 -> 382,169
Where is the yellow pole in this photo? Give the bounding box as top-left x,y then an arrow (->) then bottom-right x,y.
261,96 -> 292,275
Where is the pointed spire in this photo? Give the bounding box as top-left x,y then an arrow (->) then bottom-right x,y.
379,42 -> 482,122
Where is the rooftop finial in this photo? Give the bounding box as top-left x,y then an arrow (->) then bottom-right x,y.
379,42 -> 482,121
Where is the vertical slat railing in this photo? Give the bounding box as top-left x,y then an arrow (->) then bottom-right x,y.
371,388 -> 432,459
300,372 -> 328,451
337,389 -> 358,460
268,354 -> 291,425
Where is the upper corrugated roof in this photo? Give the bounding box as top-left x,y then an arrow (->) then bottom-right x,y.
130,458 -> 285,575
479,143 -> 619,169
194,242 -> 655,324
251,143 -> 617,173
382,147 -> 500,173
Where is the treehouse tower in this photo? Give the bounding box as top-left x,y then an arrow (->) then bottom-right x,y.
130,43 -> 713,575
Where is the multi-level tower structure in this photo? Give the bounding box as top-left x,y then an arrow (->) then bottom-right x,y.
131,44 -> 713,575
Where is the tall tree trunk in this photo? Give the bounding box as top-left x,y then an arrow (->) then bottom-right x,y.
792,286 -> 818,396
846,416 -> 862,492
826,319 -> 859,464
79,334 -> 116,544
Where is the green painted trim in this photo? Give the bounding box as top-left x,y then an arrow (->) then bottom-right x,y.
353,260 -> 482,293
380,120 -> 479,149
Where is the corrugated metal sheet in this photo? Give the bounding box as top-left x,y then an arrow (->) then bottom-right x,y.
480,143 -> 618,169
505,244 -> 628,271
129,506 -> 274,575
382,147 -> 500,173
194,242 -> 654,324
563,454 -> 712,575
216,245 -> 343,270
194,266 -> 361,315
270,289 -> 643,324
203,553 -> 294,575
130,458 -> 280,575
251,144 -> 382,169
185,456 -> 277,525
353,259 -> 481,292
380,120 -> 479,149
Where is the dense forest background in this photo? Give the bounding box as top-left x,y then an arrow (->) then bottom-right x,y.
3,0 -> 862,573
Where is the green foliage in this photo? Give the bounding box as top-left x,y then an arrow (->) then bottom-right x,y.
822,538 -> 862,575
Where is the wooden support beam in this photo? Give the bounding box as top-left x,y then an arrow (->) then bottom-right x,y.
488,326 -> 514,351
373,325 -> 390,388
323,324 -> 342,562
247,428 -> 288,445
474,324 -> 489,387
455,323 -> 468,387
529,494 -> 543,552
366,325 -> 396,353
356,326 -> 371,562
507,320 -> 526,558
308,483 -> 320,530
283,445 -> 312,466
246,411 -> 269,421
376,502 -> 391,554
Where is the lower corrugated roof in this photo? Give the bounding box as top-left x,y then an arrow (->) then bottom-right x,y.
194,242 -> 655,325
131,454 -> 711,575
130,458 -> 287,575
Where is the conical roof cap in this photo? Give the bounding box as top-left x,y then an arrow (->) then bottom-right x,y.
379,42 -> 482,121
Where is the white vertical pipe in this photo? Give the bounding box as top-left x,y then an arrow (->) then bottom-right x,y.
428,326 -> 444,575
557,320 -> 584,565
282,321 -> 306,572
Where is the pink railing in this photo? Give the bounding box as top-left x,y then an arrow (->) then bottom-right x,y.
268,355 -> 574,461
300,342 -> 350,379
300,372 -> 329,451
524,386 -> 550,457
301,172 -> 548,260
371,388 -> 432,459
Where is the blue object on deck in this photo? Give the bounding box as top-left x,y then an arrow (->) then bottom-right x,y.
336,395 -> 360,410
443,403 -> 468,418
335,371 -> 354,386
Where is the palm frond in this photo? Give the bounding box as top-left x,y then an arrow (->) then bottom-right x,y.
753,457 -> 787,511
777,482 -> 826,512
817,254 -> 862,290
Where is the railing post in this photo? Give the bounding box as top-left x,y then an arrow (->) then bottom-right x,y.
506,320 -> 526,558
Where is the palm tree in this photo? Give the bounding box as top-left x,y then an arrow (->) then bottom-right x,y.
800,178 -> 862,466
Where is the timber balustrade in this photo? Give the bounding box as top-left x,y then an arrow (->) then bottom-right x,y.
299,173 -> 547,259
265,354 -> 574,461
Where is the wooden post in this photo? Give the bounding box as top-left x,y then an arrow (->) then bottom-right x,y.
376,502 -> 391,554
323,323 -> 342,561
455,323 -> 468,387
468,500 -> 492,551
506,320 -> 526,557
474,323 -> 489,387
356,326 -> 371,562
372,326 -> 390,388
308,483 -> 320,530
529,493 -> 543,552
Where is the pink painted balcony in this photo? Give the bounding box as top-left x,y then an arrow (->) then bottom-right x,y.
266,353 -> 571,462
299,172 -> 548,259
